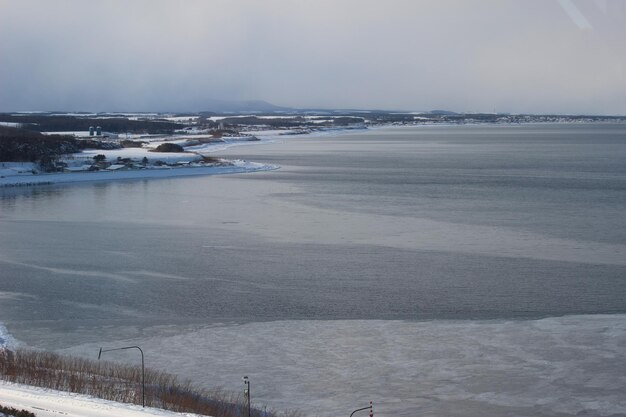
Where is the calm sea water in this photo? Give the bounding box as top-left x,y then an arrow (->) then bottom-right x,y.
1,124 -> 625,416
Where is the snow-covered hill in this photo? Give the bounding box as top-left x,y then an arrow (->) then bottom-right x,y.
0,381 -> 207,417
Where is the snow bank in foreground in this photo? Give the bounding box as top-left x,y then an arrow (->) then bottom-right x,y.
0,162 -> 278,188
0,382 -> 206,417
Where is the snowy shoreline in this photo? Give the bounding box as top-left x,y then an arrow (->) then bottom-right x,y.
0,161 -> 278,188
0,126 -> 366,188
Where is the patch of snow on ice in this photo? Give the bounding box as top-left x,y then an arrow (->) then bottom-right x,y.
161,116 -> 200,122
0,323 -> 17,349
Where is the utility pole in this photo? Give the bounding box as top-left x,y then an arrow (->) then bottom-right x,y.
243,376 -> 251,417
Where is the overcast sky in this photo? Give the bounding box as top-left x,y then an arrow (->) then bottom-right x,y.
1,0 -> 624,114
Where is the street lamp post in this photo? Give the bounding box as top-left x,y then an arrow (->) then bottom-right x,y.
98,345 -> 145,407
349,402 -> 373,417
243,376 -> 251,417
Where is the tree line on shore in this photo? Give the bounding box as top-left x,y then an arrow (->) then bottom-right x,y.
0,126 -> 117,166
0,115 -> 183,134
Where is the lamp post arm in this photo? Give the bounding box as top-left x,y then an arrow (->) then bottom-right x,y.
349,405 -> 372,417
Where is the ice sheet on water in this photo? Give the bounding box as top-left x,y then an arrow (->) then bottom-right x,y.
184,137 -> 273,154
61,315 -> 626,417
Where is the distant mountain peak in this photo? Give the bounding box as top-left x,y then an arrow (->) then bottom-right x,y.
429,109 -> 459,115
194,99 -> 290,113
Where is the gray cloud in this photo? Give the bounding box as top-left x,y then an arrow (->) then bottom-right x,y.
0,0 -> 624,114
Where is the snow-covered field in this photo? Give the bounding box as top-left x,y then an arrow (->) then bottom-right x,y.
41,131 -> 95,137
161,116 -> 200,122
0,122 -> 23,128
76,147 -> 201,164
0,382 -> 206,417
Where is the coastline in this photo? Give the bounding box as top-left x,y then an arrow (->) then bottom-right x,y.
1,121 -> 619,189
0,160 -> 278,188
0,126 -> 365,188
